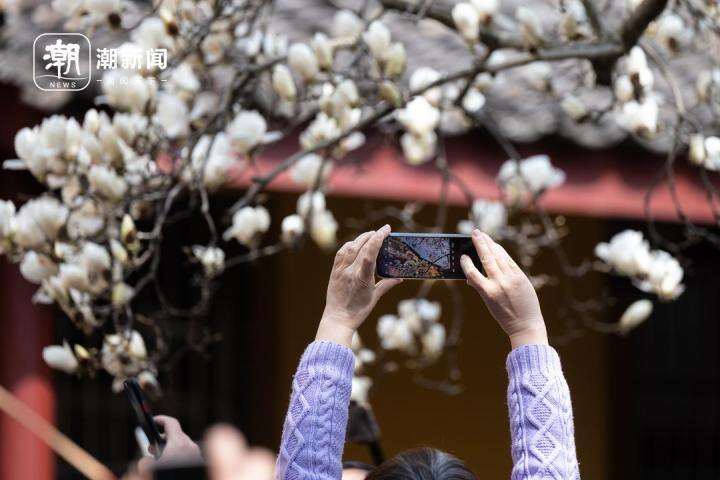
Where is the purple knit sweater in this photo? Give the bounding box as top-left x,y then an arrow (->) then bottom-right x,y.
276,341 -> 579,479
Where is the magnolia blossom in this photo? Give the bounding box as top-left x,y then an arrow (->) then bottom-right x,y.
13,197 -> 69,249
452,2 -> 480,42
20,251 -> 57,284
614,75 -> 634,102
422,323 -> 446,360
272,64 -> 297,101
281,214 -> 304,244
625,47 -> 654,91
102,330 -> 148,389
191,245 -> 225,276
226,111 -> 268,154
618,98 -> 659,137
637,250 -> 685,300
223,206 -> 271,246
310,210 -> 338,250
43,341 -> 79,374
561,96 -> 588,122
516,6 -> 543,47
363,21 -> 392,61
595,230 -> 651,276
288,43 -> 319,81
469,0 -> 498,24
88,165 -> 128,200
153,93 -> 190,139
297,191 -> 326,217
102,71 -> 157,112
497,155 -> 566,203
688,134 -> 720,171
618,299 -> 653,335
351,376 -> 372,406
397,97 -> 441,137
332,10 -> 364,41
131,17 -> 173,50
410,67 -> 442,106
0,200 -> 15,250
190,134 -> 237,189
401,131 -> 437,165
290,154 -> 332,187
384,43 -> 407,78
311,33 -> 334,70
112,282 -> 135,307
656,14 -> 686,52
377,314 -> 415,353
457,199 -> 507,238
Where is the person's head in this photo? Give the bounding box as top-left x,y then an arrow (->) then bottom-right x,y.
366,448 -> 476,480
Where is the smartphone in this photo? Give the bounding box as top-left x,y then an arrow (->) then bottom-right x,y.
153,463 -> 207,480
376,233 -> 482,280
124,378 -> 165,459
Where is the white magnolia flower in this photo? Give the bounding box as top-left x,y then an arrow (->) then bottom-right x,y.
332,10 -> 364,41
625,47 -> 654,90
462,89 -> 486,113
422,323 -> 446,360
401,132 -> 437,165
688,135 -> 720,170
102,71 -> 157,112
561,96 -> 588,121
398,299 -> 422,333
297,191 -> 326,217
131,17 -> 172,50
595,230 -> 651,276
288,43 -> 319,81
190,92 -> 220,120
223,206 -> 271,246
656,14 -> 685,52
704,136 -> 720,170
0,200 -> 15,248
384,43 -> 407,78
618,299 -> 653,334
201,32 -> 232,64
226,111 -> 267,154
351,376 -> 372,406
14,197 -> 69,249
497,155 -> 566,202
452,2 -> 480,42
299,113 -> 342,150
102,330 -> 146,379
311,209 -> 338,249
78,242 -> 111,274
516,6 -> 543,47
191,134 -> 237,189
469,0 -> 498,24
638,250 -> 685,300
689,134 -> 707,166
410,67 -> 442,106
84,0 -> 120,18
43,341 -> 79,374
397,97 -> 440,136
153,93 -> 189,139
619,98 -> 658,136
169,63 -> 201,92
311,33 -> 334,69
66,201 -> 103,239
614,75 -> 634,102
88,164 -> 127,200
291,154 -> 332,187
191,245 -> 225,276
20,251 -> 57,284
112,282 -> 135,306
57,262 -> 92,292
377,314 -> 415,353
363,21 -> 392,60
417,298 -> 441,322
272,64 -> 297,101
281,214 -> 305,244
457,199 -> 507,238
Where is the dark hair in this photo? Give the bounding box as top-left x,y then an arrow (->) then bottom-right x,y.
366,448 -> 477,480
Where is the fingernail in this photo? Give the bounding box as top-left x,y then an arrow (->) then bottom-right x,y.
472,229 -> 481,238
461,254 -> 469,262
382,224 -> 391,232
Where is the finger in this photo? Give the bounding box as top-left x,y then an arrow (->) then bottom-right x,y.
373,278 -> 402,300
335,231 -> 375,267
472,229 -> 501,278
136,458 -> 154,477
154,416 -> 182,438
489,236 -> 522,274
488,237 -> 511,274
205,424 -> 248,480
355,224 -> 391,278
241,448 -> 276,480
460,254 -> 488,290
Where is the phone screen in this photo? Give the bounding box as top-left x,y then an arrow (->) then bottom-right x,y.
376,233 -> 482,280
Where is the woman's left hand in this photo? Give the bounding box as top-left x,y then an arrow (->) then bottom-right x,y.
317,225 -> 402,348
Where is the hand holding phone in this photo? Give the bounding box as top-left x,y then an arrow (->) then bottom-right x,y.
124,379 -> 166,459
376,233 -> 483,280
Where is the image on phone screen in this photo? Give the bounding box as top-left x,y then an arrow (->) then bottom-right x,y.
376,233 -> 482,280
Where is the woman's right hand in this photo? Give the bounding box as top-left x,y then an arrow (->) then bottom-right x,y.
460,229 -> 548,349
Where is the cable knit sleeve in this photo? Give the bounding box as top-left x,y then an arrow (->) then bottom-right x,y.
276,341 -> 355,480
506,344 -> 580,480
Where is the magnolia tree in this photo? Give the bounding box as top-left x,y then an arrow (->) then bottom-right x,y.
0,0 -> 718,401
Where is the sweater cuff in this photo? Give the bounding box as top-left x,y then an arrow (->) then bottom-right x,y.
506,344 -> 562,378
298,341 -> 355,379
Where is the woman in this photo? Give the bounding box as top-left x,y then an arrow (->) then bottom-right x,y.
276,225 -> 580,479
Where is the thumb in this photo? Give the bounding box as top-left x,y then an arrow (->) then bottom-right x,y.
373,278 -> 403,300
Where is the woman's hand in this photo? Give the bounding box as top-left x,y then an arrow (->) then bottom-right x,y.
137,416 -> 203,475
460,229 -> 548,349
317,225 -> 403,348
